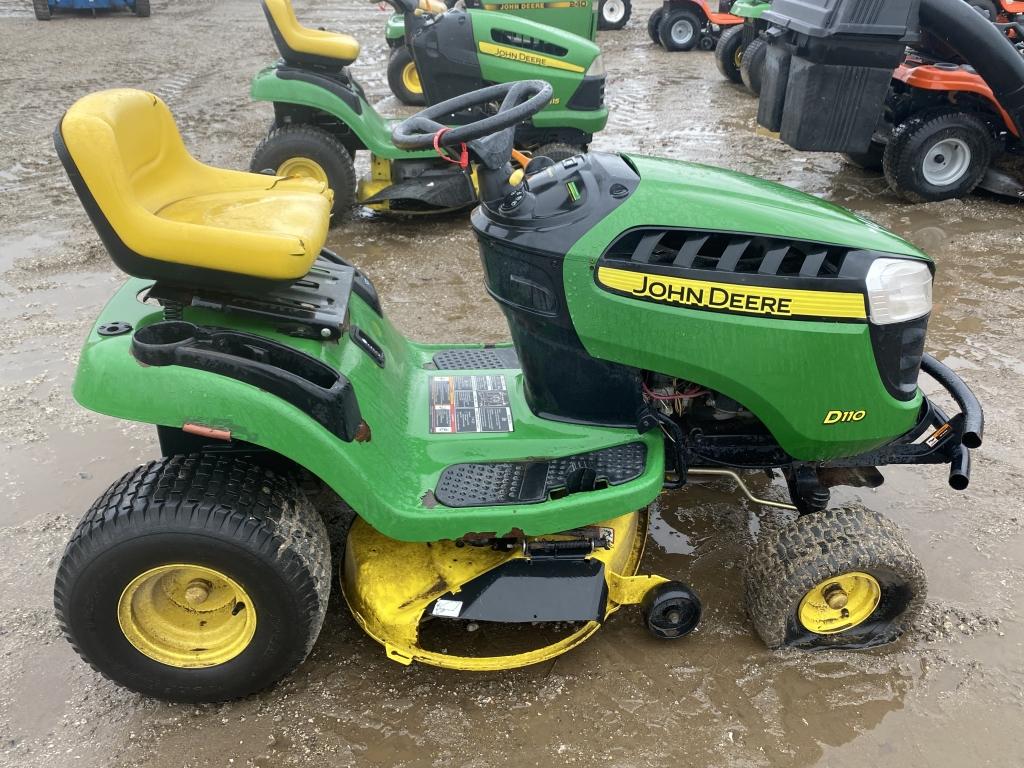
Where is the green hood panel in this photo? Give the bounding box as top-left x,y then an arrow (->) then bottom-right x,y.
611,155 -> 927,258
732,0 -> 771,19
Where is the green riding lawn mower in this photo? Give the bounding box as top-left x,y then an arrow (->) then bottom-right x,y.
714,0 -> 771,93
757,0 -> 1024,202
250,0 -> 607,220
54,73 -> 983,701
383,0 -> 625,105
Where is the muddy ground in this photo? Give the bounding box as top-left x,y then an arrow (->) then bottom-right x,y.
1,0 -> 1023,766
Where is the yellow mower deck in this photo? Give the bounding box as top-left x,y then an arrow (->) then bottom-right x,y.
342,510 -> 667,670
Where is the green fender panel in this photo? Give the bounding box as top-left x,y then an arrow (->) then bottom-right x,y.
250,66 -> 435,161
74,280 -> 663,542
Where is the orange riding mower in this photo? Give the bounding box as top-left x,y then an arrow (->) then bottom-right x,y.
647,0 -> 742,52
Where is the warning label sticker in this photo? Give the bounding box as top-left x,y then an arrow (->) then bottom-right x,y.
430,375 -> 514,434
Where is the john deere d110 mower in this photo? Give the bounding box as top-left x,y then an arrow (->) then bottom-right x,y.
53,79 -> 982,702
250,0 -> 606,220
714,0 -> 771,93
757,0 -> 1024,202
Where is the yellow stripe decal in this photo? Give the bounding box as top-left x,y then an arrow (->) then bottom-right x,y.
478,41 -> 586,73
596,266 -> 867,320
482,2 -> 578,8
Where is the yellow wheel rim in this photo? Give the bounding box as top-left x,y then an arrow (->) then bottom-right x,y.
117,564 -> 257,668
734,47 -> 743,68
797,571 -> 881,635
276,156 -> 329,185
402,61 -> 422,94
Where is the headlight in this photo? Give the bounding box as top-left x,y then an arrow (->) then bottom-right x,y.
586,54 -> 605,78
865,258 -> 932,325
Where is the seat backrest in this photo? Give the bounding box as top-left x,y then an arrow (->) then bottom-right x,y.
57,89 -> 194,244
262,0 -> 361,69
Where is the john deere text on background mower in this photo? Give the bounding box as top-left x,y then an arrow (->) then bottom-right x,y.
250,0 -> 607,219
52,77 -> 982,702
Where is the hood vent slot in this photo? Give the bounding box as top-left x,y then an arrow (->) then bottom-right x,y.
604,228 -> 851,278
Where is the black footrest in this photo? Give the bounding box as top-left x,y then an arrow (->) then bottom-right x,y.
435,442 -> 646,508
432,347 -> 520,370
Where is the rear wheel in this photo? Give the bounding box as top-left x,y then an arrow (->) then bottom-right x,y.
745,507 -> 926,650
251,124 -> 357,221
33,0 -> 51,20
598,0 -> 632,29
647,8 -> 664,43
714,24 -> 745,83
386,46 -> 426,107
532,142 -> 583,164
133,0 -> 150,17
54,455 -> 332,702
659,8 -> 703,52
883,111 -> 993,202
740,36 -> 768,95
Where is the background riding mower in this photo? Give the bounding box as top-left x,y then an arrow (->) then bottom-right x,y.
251,0 -> 607,220
54,75 -> 982,702
383,0 -> 617,105
964,0 -> 1024,21
33,0 -> 149,20
648,0 -> 742,52
757,0 -> 1024,202
714,0 -> 771,93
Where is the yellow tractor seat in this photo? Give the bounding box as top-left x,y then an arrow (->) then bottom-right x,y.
262,0 -> 361,70
418,0 -> 448,14
55,89 -> 333,291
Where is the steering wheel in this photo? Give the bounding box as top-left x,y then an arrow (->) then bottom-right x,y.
392,80 -> 553,170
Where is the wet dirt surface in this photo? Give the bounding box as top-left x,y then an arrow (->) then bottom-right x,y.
1,0 -> 1023,766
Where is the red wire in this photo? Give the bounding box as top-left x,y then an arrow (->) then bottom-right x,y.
432,128 -> 469,169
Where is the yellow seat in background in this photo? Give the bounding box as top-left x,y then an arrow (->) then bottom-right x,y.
262,0 -> 361,66
58,89 -> 332,283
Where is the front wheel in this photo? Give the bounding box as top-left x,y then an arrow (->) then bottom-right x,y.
598,0 -> 632,30
251,124 -> 357,221
714,24 -> 745,83
532,142 -> 584,164
54,455 -> 332,702
745,507 -> 926,650
387,46 -> 426,107
740,36 -> 768,95
33,0 -> 51,19
659,8 -> 703,52
882,111 -> 993,203
647,8 -> 664,43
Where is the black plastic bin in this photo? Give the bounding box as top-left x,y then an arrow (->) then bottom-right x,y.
757,0 -> 920,153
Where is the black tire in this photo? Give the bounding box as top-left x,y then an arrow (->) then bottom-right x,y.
882,110 -> 993,203
745,507 -> 926,650
54,455 -> 332,702
34,0 -> 51,20
133,0 -> 150,16
843,140 -> 886,172
965,0 -> 998,20
659,8 -> 703,52
598,0 -> 631,30
714,24 -> 745,84
250,124 -> 357,221
532,142 -> 583,164
386,46 -> 426,107
647,8 -> 664,44
740,36 -> 768,95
